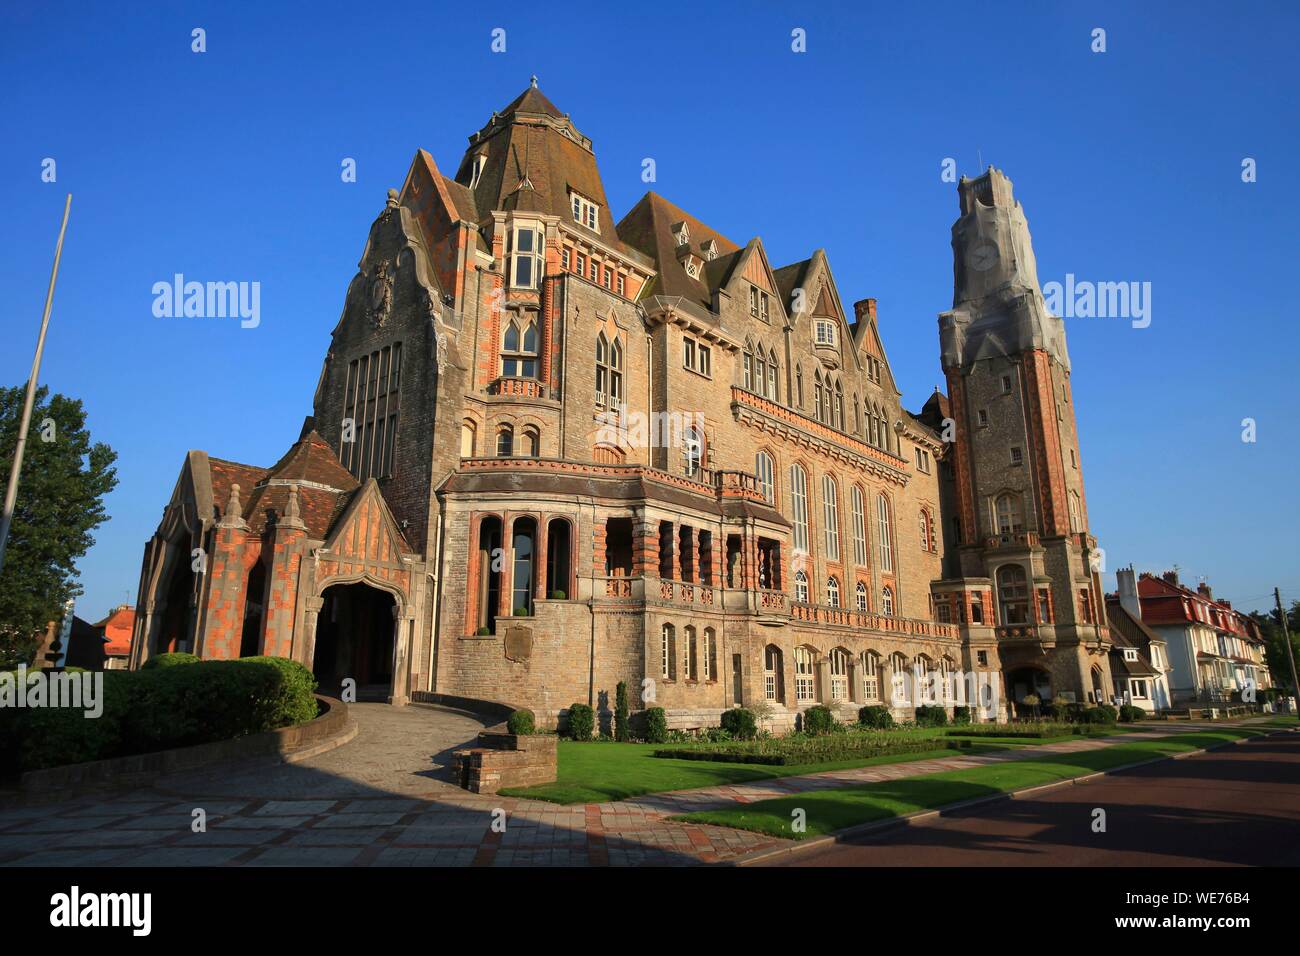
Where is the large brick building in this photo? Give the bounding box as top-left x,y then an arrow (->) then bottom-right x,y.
129,81 -> 1111,727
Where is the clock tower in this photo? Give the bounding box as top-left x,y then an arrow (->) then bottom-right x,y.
934,167 -> 1112,711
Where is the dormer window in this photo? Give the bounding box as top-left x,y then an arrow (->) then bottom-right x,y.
815,319 -> 836,346
469,154 -> 487,189
672,221 -> 690,247
570,192 -> 600,232
701,239 -> 719,261
683,257 -> 701,279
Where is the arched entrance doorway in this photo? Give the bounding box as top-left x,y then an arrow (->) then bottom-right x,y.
155,543 -> 196,655
1006,666 -> 1052,718
312,582 -> 398,701
1090,664 -> 1106,705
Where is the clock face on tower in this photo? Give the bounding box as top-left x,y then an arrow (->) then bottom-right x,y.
968,242 -> 1000,273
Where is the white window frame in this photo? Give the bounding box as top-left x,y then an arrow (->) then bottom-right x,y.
795,647 -> 816,702
571,192 -> 600,232
755,452 -> 774,504
822,475 -> 840,560
790,464 -> 809,553
510,222 -> 544,290
851,486 -> 867,566
875,493 -> 893,572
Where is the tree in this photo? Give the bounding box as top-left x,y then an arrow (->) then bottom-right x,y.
0,385 -> 118,665
1248,602 -> 1300,694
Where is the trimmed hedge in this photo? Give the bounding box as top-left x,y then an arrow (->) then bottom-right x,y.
566,703 -> 594,741
720,707 -> 758,740
952,706 -> 972,725
654,733 -> 976,766
857,705 -> 895,729
801,705 -> 836,736
1118,704 -> 1145,723
643,706 -> 668,744
915,704 -> 948,727
507,708 -> 536,736
141,652 -> 201,670
6,657 -> 318,774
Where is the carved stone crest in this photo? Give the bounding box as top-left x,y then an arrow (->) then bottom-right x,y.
365,259 -> 393,329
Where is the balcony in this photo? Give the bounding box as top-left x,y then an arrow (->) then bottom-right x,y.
984,531 -> 1041,551
490,376 -> 546,399
790,602 -> 960,639
996,624 -> 1039,641
658,578 -> 716,606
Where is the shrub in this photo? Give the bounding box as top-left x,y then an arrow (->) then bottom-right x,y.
14,657 -> 317,772
549,590 -> 566,600
475,626 -> 491,636
1099,703 -> 1119,721
1050,695 -> 1072,722
141,651 -> 201,671
566,703 -> 594,741
915,704 -> 948,727
857,705 -> 895,729
643,706 -> 668,744
720,707 -> 758,740
614,682 -> 630,742
1118,704 -> 1145,723
952,705 -> 972,725
513,607 -> 530,617
801,705 -> 836,736
507,708 -> 535,735
1080,705 -> 1116,725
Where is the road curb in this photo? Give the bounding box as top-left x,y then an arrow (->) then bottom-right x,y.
728,725 -> 1294,867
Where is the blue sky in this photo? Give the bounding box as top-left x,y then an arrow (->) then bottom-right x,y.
1,1 -> 1297,620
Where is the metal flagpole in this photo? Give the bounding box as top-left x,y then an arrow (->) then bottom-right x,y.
0,193 -> 73,576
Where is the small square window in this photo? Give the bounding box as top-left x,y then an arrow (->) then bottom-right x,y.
977,650 -> 988,666
977,409 -> 989,427
1010,447 -> 1023,465
1001,375 -> 1012,393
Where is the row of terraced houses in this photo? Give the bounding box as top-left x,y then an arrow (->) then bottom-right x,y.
126,81 -> 1272,730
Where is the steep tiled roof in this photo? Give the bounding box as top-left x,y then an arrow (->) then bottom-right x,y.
451,84 -> 640,262
208,458 -> 269,517
221,431 -> 360,539
1105,599 -> 1160,677
773,258 -> 814,314
617,192 -> 742,308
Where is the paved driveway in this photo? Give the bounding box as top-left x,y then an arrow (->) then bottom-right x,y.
761,732 -> 1300,867
0,703 -> 771,866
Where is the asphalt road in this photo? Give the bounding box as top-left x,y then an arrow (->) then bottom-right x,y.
762,731 -> 1300,867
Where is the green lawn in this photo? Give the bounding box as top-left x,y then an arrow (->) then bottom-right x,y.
495,723 -> 1148,805
498,737 -> 1011,805
674,727 -> 1268,839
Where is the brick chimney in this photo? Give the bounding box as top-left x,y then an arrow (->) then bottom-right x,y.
1162,570 -> 1180,586
1116,565 -> 1142,621
853,298 -> 877,325
1197,582 -> 1213,600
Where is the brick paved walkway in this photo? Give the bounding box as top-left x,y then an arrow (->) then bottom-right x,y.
0,712 -> 1264,867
